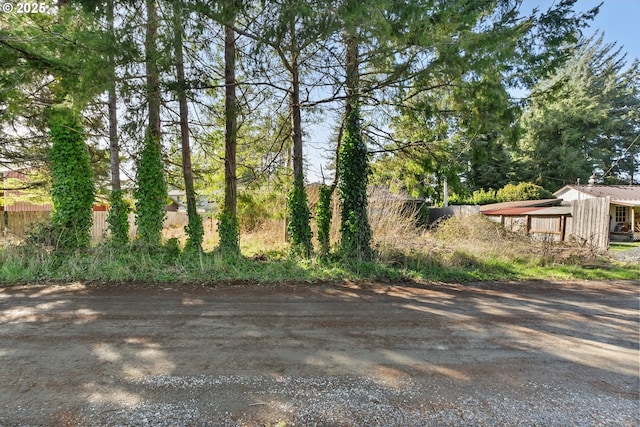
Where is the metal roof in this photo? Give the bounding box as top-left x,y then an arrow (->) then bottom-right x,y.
482,206 -> 572,216
478,198 -> 561,212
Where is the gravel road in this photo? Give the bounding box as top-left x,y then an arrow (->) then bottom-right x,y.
0,280 -> 638,426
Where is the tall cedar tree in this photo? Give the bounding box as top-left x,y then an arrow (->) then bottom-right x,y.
219,20 -> 240,255
173,0 -> 204,251
134,0 -> 167,246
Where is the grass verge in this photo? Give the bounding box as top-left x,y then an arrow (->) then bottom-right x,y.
0,242 -> 637,285
1,214 -> 638,285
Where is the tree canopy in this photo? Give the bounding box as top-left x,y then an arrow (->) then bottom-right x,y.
5,0 -> 635,255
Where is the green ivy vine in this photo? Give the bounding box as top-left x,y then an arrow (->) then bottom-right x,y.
217,211 -> 239,256
134,135 -> 167,246
106,189 -> 130,246
49,107 -> 95,250
337,106 -> 373,261
315,184 -> 333,257
287,176 -> 313,258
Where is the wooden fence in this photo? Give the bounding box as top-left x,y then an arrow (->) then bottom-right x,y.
1,211 -> 189,242
568,196 -> 610,250
428,205 -> 480,224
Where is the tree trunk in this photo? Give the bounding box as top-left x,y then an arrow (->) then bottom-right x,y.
344,32 -> 359,119
134,0 -> 167,246
106,0 -> 120,192
290,39 -> 303,183
173,0 -> 201,248
146,0 -> 161,143
224,23 -> 237,218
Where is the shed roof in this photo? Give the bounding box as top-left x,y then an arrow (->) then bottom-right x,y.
478,198 -> 561,212
482,205 -> 572,216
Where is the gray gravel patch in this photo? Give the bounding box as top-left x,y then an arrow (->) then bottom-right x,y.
65,375 -> 639,426
610,246 -> 640,263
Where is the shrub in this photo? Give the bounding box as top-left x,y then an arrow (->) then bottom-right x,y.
496,182 -> 553,202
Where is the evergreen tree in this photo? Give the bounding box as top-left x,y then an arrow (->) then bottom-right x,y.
518,34 -> 640,190
134,0 -> 167,246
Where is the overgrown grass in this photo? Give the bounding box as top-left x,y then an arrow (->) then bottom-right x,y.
0,240 -> 637,285
1,207 -> 638,285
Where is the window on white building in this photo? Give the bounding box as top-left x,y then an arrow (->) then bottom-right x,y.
615,206 -> 627,223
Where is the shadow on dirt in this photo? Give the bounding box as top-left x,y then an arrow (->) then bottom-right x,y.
0,279 -> 638,425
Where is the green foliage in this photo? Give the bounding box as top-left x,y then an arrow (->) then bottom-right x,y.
316,184 -> 333,257
496,182 -> 553,202
451,182 -> 551,205
134,136 -> 167,246
164,237 -> 182,259
287,176 -> 312,258
518,34 -> 640,190
471,188 -> 498,205
185,210 -> 204,252
337,107 -> 372,261
49,107 -> 95,250
2,234 -> 638,284
217,212 -> 239,256
106,189 -> 130,246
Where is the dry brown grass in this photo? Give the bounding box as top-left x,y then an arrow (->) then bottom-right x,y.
429,214 -> 600,264
154,188 -> 596,265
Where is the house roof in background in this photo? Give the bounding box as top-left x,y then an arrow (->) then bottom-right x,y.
554,185 -> 640,206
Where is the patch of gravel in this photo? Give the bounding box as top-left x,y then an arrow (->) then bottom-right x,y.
609,246 -> 640,263
64,375 -> 640,426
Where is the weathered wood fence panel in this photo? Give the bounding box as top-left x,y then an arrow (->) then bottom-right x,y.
429,206 -> 480,224
569,196 -> 610,250
1,210 -> 189,242
1,211 -> 51,239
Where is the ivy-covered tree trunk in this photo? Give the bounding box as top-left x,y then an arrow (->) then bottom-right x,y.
49,107 -> 95,250
286,27 -> 312,257
173,0 -> 203,251
337,32 -> 372,260
315,184 -> 333,256
337,105 -> 372,260
105,0 -> 129,245
135,0 -> 167,246
134,140 -> 166,246
287,176 -> 312,257
219,22 -> 240,255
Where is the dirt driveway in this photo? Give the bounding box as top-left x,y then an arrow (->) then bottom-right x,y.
0,280 -> 638,426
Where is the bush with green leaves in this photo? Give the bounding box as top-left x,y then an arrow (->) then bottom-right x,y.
496,182 -> 553,202
337,107 -> 373,261
134,136 -> 167,246
471,188 -> 498,205
48,107 -> 95,250
106,189 -> 130,246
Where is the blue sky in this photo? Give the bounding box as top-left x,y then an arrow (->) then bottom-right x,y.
535,0 -> 639,61
306,1 -> 640,182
